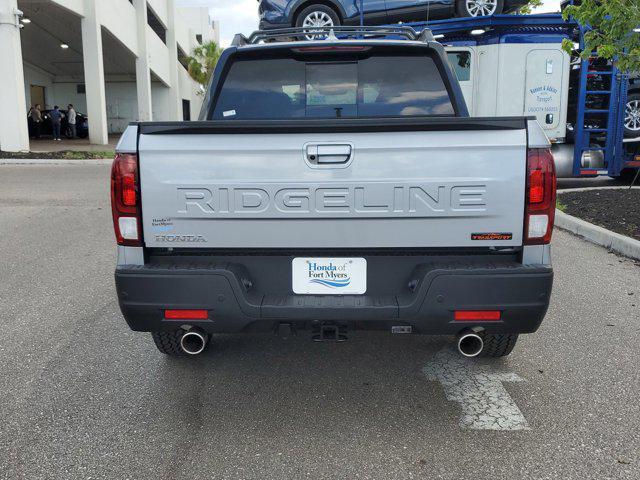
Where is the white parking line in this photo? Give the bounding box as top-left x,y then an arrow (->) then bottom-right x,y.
423,347 -> 529,431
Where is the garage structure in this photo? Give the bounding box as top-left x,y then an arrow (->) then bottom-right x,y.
0,0 -> 219,152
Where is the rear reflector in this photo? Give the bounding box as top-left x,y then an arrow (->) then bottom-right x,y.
164,309 -> 209,320
454,310 -> 502,322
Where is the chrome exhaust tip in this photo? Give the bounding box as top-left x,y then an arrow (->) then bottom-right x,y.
457,332 -> 484,358
180,330 -> 208,355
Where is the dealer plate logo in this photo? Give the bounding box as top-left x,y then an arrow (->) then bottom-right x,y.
292,258 -> 366,295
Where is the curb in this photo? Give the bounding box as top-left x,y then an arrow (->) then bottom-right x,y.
555,209 -> 640,261
558,186 -> 640,193
0,159 -> 112,165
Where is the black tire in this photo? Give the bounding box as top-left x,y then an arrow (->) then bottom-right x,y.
295,4 -> 341,29
456,0 -> 504,18
624,92 -> 640,138
480,333 -> 518,358
616,168 -> 640,184
152,330 -> 186,356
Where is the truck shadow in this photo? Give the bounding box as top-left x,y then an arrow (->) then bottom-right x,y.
152,332 -> 458,476
150,332 -> 526,477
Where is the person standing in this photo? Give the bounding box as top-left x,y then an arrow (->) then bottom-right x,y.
30,104 -> 43,139
51,105 -> 62,141
67,104 -> 77,139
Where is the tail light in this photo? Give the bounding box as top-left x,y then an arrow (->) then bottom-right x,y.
524,148 -> 556,245
111,153 -> 143,247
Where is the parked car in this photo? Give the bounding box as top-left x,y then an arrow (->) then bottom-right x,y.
28,109 -> 89,139
112,26 -> 555,359
626,77 -> 640,137
259,0 -> 530,31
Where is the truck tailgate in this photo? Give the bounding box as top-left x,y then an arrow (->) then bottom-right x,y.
138,123 -> 527,249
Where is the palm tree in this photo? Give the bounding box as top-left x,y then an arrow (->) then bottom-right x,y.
185,40 -> 222,89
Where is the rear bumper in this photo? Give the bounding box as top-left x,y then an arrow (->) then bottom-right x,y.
115,259 -> 553,335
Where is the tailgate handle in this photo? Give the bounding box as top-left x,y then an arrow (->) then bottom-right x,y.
306,144 -> 352,164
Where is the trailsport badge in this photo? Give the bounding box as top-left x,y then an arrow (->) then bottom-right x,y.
471,233 -> 514,241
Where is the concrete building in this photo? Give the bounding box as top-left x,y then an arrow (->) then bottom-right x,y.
0,0 -> 219,152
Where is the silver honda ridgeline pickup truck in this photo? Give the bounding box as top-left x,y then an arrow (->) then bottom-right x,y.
111,26 -> 555,358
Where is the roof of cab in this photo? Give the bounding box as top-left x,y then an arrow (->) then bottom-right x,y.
231,26 -> 434,48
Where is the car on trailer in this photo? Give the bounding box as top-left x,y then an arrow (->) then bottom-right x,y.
624,75 -> 640,138
258,0 -> 530,32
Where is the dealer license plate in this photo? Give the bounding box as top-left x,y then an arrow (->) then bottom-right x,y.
292,258 -> 367,295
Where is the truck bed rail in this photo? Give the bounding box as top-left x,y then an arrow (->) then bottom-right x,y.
136,117 -> 530,135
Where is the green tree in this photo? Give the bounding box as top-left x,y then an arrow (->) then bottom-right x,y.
518,0 -> 543,15
562,0 -> 640,73
185,40 -> 222,88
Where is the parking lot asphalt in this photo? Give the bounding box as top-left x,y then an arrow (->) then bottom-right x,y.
0,164 -> 638,480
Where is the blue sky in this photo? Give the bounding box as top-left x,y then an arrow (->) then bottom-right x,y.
177,0 -> 562,47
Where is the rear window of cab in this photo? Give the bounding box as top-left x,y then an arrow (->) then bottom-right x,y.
210,50 -> 456,120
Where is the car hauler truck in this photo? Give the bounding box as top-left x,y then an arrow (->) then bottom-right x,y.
405,14 -> 640,180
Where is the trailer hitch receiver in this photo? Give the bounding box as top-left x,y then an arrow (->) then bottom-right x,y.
313,323 -> 348,342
